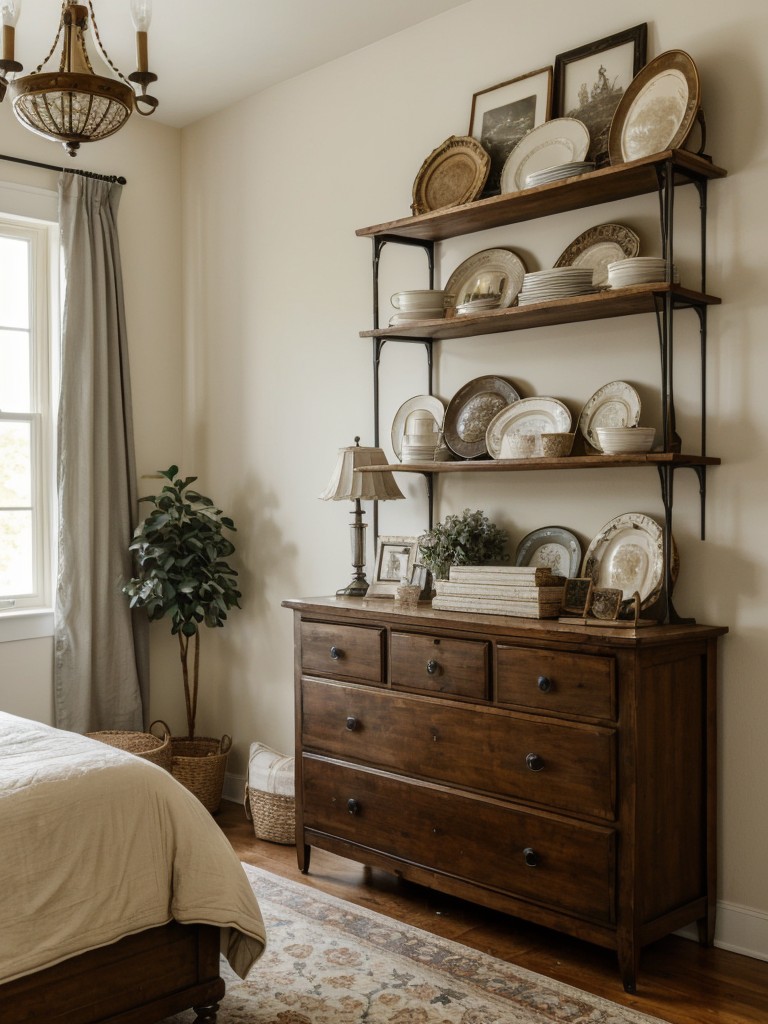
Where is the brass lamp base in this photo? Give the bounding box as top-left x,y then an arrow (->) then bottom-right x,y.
336,577 -> 369,597
337,499 -> 369,598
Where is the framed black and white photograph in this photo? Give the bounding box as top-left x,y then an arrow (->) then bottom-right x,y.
367,536 -> 420,597
552,24 -> 647,166
468,66 -> 552,196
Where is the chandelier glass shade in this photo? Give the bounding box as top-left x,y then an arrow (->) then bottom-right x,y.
0,0 -> 158,156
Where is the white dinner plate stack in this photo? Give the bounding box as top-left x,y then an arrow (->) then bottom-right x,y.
524,161 -> 594,189
517,267 -> 597,305
606,257 -> 679,288
455,296 -> 503,316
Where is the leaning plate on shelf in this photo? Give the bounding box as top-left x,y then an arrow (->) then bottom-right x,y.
444,248 -> 527,313
582,512 -> 679,611
411,135 -> 490,216
444,375 -> 521,460
391,394 -> 445,462
515,526 -> 582,578
554,223 -> 641,287
578,380 -> 641,452
500,118 -> 590,194
608,50 -> 701,165
486,396 -> 572,458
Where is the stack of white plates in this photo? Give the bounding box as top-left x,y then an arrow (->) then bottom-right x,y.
455,296 -> 502,316
606,257 -> 679,288
524,161 -> 594,188
517,267 -> 596,305
401,439 -> 453,463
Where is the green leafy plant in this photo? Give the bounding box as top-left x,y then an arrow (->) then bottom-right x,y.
418,508 -> 509,581
122,466 -> 242,738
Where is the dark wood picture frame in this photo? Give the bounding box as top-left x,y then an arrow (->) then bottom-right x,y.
468,66 -> 553,196
552,24 -> 647,167
562,577 -> 594,615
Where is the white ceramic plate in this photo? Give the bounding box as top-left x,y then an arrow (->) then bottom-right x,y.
578,381 -> 641,452
444,248 -> 527,310
608,50 -> 700,164
555,224 -> 641,287
501,118 -> 590,194
515,526 -> 582,578
391,395 -> 445,461
486,397 -> 572,458
582,512 -> 678,610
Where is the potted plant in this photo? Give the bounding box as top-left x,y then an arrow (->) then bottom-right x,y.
418,507 -> 509,581
122,466 -> 242,812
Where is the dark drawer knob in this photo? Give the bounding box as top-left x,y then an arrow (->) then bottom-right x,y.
345,716 -> 358,732
525,752 -> 545,772
426,659 -> 439,675
329,646 -> 343,660
537,675 -> 552,693
347,798 -> 360,815
523,847 -> 539,867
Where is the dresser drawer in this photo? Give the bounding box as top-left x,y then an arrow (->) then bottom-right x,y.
301,679 -> 616,819
497,645 -> 616,720
303,756 -> 615,923
301,621 -> 385,684
391,631 -> 489,699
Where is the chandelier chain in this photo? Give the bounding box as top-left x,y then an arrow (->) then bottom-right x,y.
32,1 -> 66,74
86,0 -> 131,87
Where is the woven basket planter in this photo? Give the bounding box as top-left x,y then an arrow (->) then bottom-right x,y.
86,723 -> 172,773
170,734 -> 232,814
245,787 -> 295,845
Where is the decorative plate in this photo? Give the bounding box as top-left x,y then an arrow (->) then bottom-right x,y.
443,376 -> 521,460
582,512 -> 679,611
515,526 -> 582,578
578,381 -> 641,452
391,394 -> 445,462
608,50 -> 700,165
444,248 -> 527,311
500,118 -> 590,194
554,223 -> 641,287
486,397 -> 572,458
411,135 -> 491,216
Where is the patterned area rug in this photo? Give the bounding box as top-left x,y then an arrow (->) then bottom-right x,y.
166,863 -> 665,1024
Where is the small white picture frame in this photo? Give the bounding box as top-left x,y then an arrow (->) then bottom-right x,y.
367,536 -> 420,598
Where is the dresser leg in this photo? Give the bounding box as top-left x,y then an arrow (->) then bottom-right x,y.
697,907 -> 715,946
617,940 -> 639,994
297,842 -> 311,874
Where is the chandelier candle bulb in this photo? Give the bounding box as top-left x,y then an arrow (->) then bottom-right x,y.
0,0 -> 22,74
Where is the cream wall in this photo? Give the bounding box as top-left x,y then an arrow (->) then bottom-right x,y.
179,0 -> 768,958
0,115 -> 185,721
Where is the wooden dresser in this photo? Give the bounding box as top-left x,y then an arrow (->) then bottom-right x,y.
284,595 -> 726,992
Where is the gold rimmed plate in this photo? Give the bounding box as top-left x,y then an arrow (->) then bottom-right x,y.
608,50 -> 700,165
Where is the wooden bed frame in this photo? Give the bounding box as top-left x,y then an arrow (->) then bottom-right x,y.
1,920 -> 225,1023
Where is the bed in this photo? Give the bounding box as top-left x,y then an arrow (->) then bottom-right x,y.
0,712 -> 267,1023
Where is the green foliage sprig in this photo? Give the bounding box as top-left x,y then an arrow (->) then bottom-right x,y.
418,508 -> 509,581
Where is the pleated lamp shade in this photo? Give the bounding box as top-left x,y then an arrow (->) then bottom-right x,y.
319,443 -> 404,502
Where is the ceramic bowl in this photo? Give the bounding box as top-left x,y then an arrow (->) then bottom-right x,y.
596,426 -> 656,454
500,432 -> 537,459
540,432 -> 575,458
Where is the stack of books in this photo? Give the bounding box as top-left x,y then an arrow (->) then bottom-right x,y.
431,564 -> 565,618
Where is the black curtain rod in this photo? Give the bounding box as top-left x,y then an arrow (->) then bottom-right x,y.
0,152 -> 126,185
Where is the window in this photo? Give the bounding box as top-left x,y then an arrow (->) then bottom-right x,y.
0,215 -> 58,613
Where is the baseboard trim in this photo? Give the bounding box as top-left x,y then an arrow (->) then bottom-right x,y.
224,771 -> 768,963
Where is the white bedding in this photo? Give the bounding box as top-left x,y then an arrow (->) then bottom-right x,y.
0,712 -> 266,985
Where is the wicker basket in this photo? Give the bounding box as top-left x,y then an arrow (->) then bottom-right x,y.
86,722 -> 172,773
244,742 -> 295,844
170,734 -> 232,814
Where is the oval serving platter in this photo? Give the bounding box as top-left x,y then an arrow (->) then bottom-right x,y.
444,375 -> 521,460
515,526 -> 582,578
411,135 -> 491,216
486,396 -> 572,458
500,117 -> 590,194
554,223 -> 640,287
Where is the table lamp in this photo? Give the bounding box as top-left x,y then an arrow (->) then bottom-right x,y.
319,437 -> 404,596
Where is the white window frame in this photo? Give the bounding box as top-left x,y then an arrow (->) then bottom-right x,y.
0,202 -> 59,628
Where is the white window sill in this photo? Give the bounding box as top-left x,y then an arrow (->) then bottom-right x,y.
0,609 -> 55,643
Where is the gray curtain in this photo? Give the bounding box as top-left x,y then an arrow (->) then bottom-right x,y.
54,173 -> 149,732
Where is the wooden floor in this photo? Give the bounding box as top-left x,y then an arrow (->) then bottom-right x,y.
217,800 -> 768,1023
